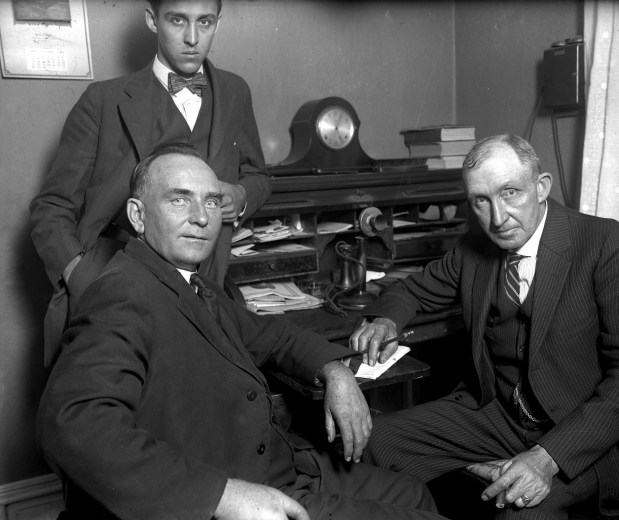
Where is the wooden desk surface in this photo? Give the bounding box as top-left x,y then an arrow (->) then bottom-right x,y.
269,354 -> 431,400
270,304 -> 465,401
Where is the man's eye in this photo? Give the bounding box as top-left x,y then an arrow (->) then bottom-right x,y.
171,17 -> 184,24
473,197 -> 488,207
171,198 -> 186,205
199,16 -> 216,27
204,198 -> 221,209
504,189 -> 517,198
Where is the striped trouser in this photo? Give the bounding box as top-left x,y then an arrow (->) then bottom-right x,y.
363,391 -> 598,520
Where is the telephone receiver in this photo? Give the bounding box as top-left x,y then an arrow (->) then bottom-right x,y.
335,207 -> 387,310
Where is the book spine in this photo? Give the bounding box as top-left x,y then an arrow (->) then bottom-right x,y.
403,130 -> 441,146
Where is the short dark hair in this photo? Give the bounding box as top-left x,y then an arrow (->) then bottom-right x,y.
130,142 -> 204,199
148,0 -> 222,16
463,134 -> 541,179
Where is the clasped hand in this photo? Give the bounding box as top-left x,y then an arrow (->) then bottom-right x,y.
466,445 -> 559,509
219,181 -> 247,222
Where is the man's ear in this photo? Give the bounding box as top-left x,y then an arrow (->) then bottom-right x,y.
215,15 -> 221,34
537,172 -> 553,203
127,198 -> 146,235
145,7 -> 158,34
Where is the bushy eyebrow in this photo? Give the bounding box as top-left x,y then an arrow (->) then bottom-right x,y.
164,11 -> 218,22
165,188 -> 223,200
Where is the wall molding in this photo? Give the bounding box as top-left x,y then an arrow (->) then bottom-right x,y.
0,474 -> 62,520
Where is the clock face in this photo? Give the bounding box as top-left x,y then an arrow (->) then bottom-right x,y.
315,106 -> 356,150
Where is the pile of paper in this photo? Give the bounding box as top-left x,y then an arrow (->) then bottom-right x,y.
231,243 -> 258,257
240,281 -> 323,315
232,227 -> 253,243
253,219 -> 291,242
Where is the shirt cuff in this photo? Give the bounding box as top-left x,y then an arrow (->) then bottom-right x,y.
233,202 -> 248,230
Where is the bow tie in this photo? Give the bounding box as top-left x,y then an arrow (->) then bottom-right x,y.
168,72 -> 207,96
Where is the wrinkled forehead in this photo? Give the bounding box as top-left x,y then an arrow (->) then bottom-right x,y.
149,154 -> 220,191
467,141 -> 538,177
465,145 -> 530,177
464,152 -> 534,195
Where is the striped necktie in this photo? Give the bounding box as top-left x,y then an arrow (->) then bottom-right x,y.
505,252 -> 524,306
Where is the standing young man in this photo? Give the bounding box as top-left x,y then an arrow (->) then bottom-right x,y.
30,0 -> 270,366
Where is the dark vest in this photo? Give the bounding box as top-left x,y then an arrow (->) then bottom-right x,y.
150,78 -> 214,156
484,259 -> 550,429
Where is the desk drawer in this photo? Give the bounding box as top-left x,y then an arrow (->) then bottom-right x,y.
229,250 -> 318,283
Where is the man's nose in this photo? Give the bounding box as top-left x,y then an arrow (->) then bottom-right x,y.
490,199 -> 508,227
184,23 -> 199,46
190,203 -> 209,226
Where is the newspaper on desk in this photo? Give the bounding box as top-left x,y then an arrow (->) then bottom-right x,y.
354,345 -> 411,380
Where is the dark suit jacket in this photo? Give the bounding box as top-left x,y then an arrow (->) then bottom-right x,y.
364,199 -> 619,502
37,238 -> 353,519
30,60 -> 270,364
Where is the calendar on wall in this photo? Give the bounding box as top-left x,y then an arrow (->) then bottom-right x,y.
0,0 -> 93,80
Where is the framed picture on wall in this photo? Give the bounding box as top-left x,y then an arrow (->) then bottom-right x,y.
0,0 -> 93,79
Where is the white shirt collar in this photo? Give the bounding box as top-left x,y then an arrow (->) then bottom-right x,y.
177,268 -> 196,284
152,55 -> 204,92
514,201 -> 548,258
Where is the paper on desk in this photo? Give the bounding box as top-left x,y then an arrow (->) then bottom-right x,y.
355,345 -> 411,380
231,244 -> 259,257
317,221 -> 353,234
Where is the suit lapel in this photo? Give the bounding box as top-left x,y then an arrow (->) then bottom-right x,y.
125,239 -> 252,369
176,285 -> 266,381
469,246 -> 501,401
205,59 -> 231,162
529,200 -> 571,360
118,63 -> 158,161
470,252 -> 500,349
84,66 -> 157,246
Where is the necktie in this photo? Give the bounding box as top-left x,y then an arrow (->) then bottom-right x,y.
190,273 -> 220,322
168,72 -> 208,96
504,252 -> 524,306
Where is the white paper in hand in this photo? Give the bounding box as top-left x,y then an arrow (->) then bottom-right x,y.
355,345 -> 411,380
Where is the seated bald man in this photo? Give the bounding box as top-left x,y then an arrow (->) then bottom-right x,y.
37,142 -> 446,520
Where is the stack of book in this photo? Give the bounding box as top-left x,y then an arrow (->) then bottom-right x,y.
401,125 -> 476,170
239,281 -> 323,315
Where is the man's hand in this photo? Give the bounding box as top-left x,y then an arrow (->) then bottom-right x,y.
219,181 -> 247,223
214,478 -> 309,520
348,317 -> 399,366
319,360 -> 372,462
466,445 -> 559,509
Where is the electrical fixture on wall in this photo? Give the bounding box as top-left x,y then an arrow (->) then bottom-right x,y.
525,36 -> 585,209
543,36 -> 585,110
